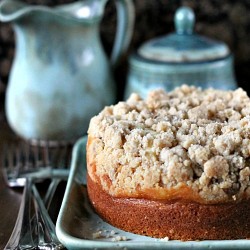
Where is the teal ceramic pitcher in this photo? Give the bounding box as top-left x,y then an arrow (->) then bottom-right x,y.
0,0 -> 134,141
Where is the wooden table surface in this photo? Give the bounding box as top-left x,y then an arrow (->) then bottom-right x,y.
0,113 -> 22,249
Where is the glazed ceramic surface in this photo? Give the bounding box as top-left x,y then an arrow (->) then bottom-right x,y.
125,7 -> 237,99
56,136 -> 250,250
0,0 -> 134,141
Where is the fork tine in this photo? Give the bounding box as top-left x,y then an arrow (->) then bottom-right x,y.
4,144 -> 18,186
2,144 -> 9,184
44,142 -> 71,209
8,144 -> 14,173
15,142 -> 22,177
24,141 -> 33,171
43,140 -> 50,167
33,141 -> 42,168
1,144 -> 4,168
57,145 -> 66,169
65,143 -> 73,168
50,144 -> 60,169
24,141 -> 29,169
17,141 -> 26,171
62,143 -> 70,169
59,142 -> 72,169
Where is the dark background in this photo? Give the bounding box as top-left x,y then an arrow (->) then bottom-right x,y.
1,0 -> 250,103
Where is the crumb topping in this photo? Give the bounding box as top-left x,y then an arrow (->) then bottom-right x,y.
87,85 -> 250,203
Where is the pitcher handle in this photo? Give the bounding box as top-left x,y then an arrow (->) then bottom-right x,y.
110,0 -> 135,68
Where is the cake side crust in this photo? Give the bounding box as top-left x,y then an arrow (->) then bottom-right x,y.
87,174 -> 250,240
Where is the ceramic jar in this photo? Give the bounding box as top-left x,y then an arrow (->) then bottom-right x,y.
125,7 -> 237,99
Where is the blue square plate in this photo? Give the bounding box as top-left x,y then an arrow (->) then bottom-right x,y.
56,136 -> 250,250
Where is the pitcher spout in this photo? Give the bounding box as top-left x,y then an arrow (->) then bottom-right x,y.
0,0 -> 47,22
0,0 -> 107,23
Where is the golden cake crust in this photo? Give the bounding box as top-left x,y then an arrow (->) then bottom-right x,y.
87,174 -> 250,240
87,86 -> 250,204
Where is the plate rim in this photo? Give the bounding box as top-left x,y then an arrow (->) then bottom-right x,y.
56,136 -> 250,250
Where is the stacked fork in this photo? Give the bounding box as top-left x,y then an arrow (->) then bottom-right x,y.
2,140 -> 72,250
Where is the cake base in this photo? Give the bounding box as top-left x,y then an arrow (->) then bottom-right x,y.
87,175 -> 250,241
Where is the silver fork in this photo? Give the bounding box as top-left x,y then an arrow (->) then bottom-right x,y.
2,140 -> 72,250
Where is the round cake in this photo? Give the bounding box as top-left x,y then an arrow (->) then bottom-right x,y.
86,85 -> 250,240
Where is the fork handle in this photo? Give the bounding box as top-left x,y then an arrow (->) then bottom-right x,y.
32,185 -> 65,249
44,178 -> 61,210
4,178 -> 35,250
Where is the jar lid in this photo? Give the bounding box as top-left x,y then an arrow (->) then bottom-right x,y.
138,7 -> 230,63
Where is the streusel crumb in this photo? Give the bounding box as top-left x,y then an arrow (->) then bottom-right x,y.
87,85 -> 250,203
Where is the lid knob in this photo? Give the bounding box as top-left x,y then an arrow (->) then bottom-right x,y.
174,6 -> 195,35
